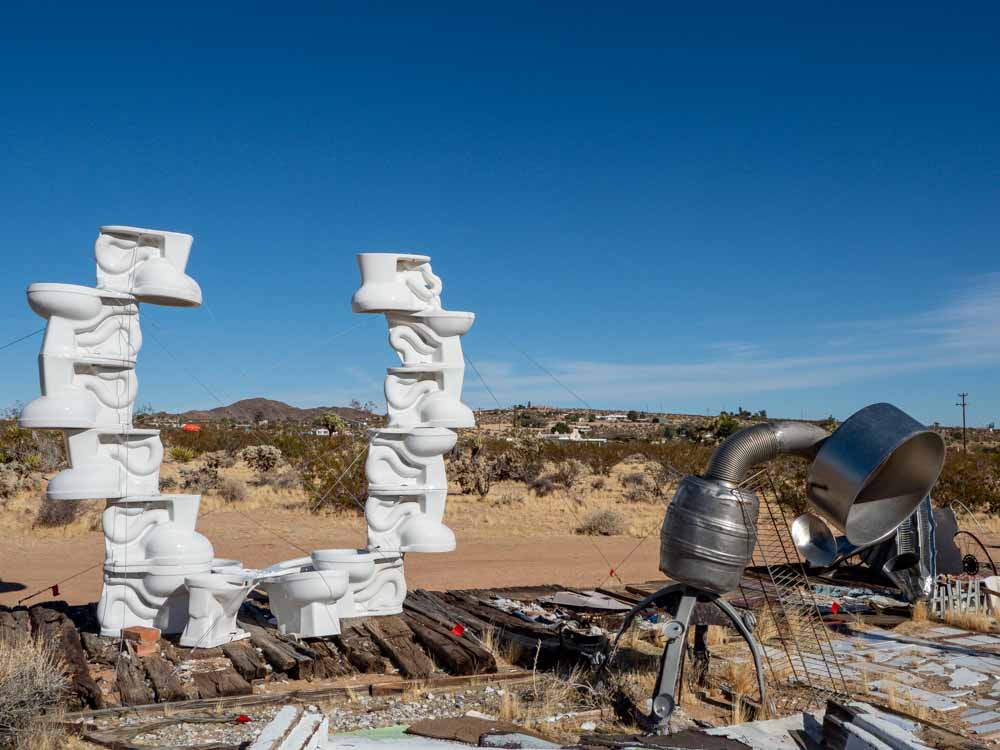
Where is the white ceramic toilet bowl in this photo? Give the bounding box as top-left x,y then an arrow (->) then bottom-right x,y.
261,569 -> 348,638
179,573 -> 254,648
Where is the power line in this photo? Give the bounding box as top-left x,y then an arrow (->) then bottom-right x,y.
0,327 -> 45,353
956,393 -> 969,451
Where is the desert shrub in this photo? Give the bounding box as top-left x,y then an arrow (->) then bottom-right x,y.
551,459 -> 585,488
529,475 -> 557,497
934,447 -> 1000,512
0,635 -> 68,747
576,509 -> 625,536
591,477 -> 606,491
620,471 -> 647,487
159,476 -> 179,491
240,445 -> 283,476
289,435 -> 368,514
493,493 -> 520,506
0,465 -> 34,501
450,436 -> 543,489
170,446 -> 195,463
161,426 -> 260,456
203,451 -> 236,470
179,466 -> 220,492
33,501 -> 78,528
623,485 -> 657,504
217,477 -> 248,503
263,471 -> 302,491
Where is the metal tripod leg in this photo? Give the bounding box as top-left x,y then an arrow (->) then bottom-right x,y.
603,582 -> 687,670
712,596 -> 767,711
647,587 -> 698,731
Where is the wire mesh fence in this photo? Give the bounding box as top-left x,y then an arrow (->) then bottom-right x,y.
736,468 -> 849,710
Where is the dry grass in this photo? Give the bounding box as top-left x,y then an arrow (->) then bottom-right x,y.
719,658 -> 757,698
576,510 -> 626,536
937,608 -> 997,633
2,455 -> 669,541
880,681 -> 932,722
911,600 -> 928,622
0,635 -> 69,749
497,667 -> 584,726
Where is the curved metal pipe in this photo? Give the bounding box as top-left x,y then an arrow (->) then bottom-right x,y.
704,421 -> 830,486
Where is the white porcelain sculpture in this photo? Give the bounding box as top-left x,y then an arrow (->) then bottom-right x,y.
22,243 -> 473,644
21,227 -> 221,638
351,252 -> 475,611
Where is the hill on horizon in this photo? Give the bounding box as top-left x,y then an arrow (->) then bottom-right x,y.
154,398 -> 375,424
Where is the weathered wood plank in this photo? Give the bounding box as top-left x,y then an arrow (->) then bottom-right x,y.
244,624 -> 313,679
115,653 -> 154,706
141,654 -> 187,703
192,667 -> 252,699
335,622 -> 387,674
308,639 -> 355,679
364,616 -> 435,679
403,610 -> 497,676
221,640 -> 268,682
29,604 -> 104,709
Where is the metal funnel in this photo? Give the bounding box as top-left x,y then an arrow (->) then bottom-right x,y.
791,513 -> 838,567
806,403 -> 945,546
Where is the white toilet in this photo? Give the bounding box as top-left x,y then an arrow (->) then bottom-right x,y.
180,573 -> 255,648
259,563 -> 349,639
312,549 -> 406,617
96,226 -> 202,307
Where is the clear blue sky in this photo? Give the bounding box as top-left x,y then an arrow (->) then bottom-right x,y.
1,2 -> 997,426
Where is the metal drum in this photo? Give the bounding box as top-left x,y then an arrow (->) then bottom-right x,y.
659,475 -> 759,595
806,403 -> 945,546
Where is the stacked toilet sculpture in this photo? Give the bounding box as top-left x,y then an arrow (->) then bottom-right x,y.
17,226 -> 235,644
21,240 -> 474,648
352,252 -> 476,589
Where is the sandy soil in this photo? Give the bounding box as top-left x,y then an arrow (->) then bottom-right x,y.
0,458 -> 666,607
1,510 -> 661,607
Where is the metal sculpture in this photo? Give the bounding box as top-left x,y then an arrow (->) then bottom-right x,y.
610,403 -> 945,733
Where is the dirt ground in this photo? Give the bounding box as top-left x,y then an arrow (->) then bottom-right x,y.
0,457 -> 666,608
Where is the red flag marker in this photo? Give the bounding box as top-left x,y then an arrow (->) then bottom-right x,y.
450,623 -> 465,637
830,601 -> 840,615
236,714 -> 252,724
51,584 -> 60,597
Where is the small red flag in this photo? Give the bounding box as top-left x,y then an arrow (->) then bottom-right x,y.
51,584 -> 60,597
830,601 -> 840,615
236,714 -> 252,724
450,623 -> 465,637
609,569 -> 615,577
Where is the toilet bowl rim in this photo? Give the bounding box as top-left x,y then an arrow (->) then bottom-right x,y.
27,282 -> 135,301
184,573 -> 256,589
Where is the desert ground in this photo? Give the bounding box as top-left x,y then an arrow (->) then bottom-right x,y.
0,455 -> 666,609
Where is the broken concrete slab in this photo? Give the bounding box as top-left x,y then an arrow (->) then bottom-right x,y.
405,717 -> 550,746
250,706 -> 328,750
964,710 -> 1000,725
705,712 -> 816,750
870,681 -> 964,712
948,667 -> 988,688
479,733 -> 560,748
971,720 -> 1000,736
927,627 -> 967,637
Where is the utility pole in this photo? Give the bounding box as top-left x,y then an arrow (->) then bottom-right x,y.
956,393 -> 969,451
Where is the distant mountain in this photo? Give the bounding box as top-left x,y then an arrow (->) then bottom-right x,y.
155,398 -> 374,424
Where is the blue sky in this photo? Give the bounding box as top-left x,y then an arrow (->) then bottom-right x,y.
0,3 -> 997,426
